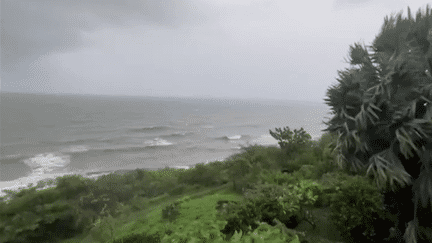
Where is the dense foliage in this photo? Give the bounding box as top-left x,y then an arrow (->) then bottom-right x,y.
217,180 -> 320,242
323,4 -> 432,243
327,174 -> 393,242
270,127 -> 315,159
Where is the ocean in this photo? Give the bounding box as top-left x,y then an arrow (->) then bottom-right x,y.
0,92 -> 332,196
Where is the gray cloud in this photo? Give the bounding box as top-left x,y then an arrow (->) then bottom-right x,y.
1,0 -> 428,103
332,0 -> 373,9
1,0 -> 210,72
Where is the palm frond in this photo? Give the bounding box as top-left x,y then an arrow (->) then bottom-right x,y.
408,6 -> 412,21
412,167 -> 432,208
366,149 -> 413,191
323,5 -> 432,242
395,126 -> 421,159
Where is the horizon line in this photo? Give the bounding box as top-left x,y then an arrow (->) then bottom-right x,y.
0,90 -> 326,105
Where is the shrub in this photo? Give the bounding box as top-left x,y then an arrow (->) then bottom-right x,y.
219,200 -> 262,240
175,195 -> 191,205
112,232 -> 162,243
291,151 -> 321,168
129,195 -> 150,212
205,160 -> 231,172
256,169 -> 298,186
168,183 -> 188,196
161,201 -> 183,223
0,198 -> 84,243
88,174 -> 137,203
231,176 -> 256,195
269,126 -> 315,158
0,185 -> 96,243
219,180 -> 320,240
328,175 -> 390,243
55,174 -> 92,200
176,163 -> 220,187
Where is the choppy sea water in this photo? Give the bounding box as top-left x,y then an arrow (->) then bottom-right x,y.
0,92 -> 332,196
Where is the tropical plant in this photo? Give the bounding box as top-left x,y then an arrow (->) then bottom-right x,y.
269,127 -> 315,158
322,4 -> 432,243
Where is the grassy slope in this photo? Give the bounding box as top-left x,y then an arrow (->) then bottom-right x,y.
60,183 -> 238,243
60,178 -> 350,243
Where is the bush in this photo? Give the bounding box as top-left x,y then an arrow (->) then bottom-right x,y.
88,174 -> 137,203
161,201 -> 183,223
269,126 -> 315,158
328,175 -> 390,243
231,176 -> 258,195
176,163 -> 220,187
219,200 -> 262,240
292,152 -> 318,166
0,199 -> 84,243
168,183 -> 189,196
113,232 -> 162,243
205,160 -> 231,172
129,195 -> 150,212
55,175 -> 92,200
219,180 -> 320,240
256,169 -> 298,186
0,184 -> 97,243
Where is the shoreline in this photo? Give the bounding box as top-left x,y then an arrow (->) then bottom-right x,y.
0,140 -> 319,201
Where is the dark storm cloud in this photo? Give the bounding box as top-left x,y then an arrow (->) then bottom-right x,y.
1,0 -> 209,73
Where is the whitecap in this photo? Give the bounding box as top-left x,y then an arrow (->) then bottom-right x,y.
147,138 -> 173,146
23,153 -> 70,176
0,171 -> 77,200
227,135 -> 241,140
60,145 -> 89,153
170,165 -> 192,170
249,135 -> 279,147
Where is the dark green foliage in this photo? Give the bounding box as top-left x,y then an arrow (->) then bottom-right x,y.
328,175 -> 392,243
0,198 -> 83,243
176,163 -> 221,187
168,183 -> 188,196
257,169 -> 298,187
161,201 -> 182,223
219,182 -> 318,241
269,127 -> 315,159
134,168 -> 148,180
379,184 -> 432,243
112,232 -> 162,243
0,185 -> 80,243
323,4 -> 432,242
0,173 -> 132,243
229,175 -> 254,195
219,200 -> 262,240
89,174 -> 136,203
55,174 -> 93,200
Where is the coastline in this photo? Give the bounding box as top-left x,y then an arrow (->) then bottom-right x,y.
0,138 -> 319,201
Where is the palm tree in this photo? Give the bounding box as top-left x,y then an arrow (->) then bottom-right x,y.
322,5 -> 432,243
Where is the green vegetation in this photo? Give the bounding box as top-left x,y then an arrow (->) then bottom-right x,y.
323,4 -> 432,243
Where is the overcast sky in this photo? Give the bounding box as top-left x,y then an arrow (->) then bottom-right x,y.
1,0 -> 429,103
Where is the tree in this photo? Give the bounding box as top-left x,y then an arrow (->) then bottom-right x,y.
322,5 -> 432,243
269,127 -> 315,159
